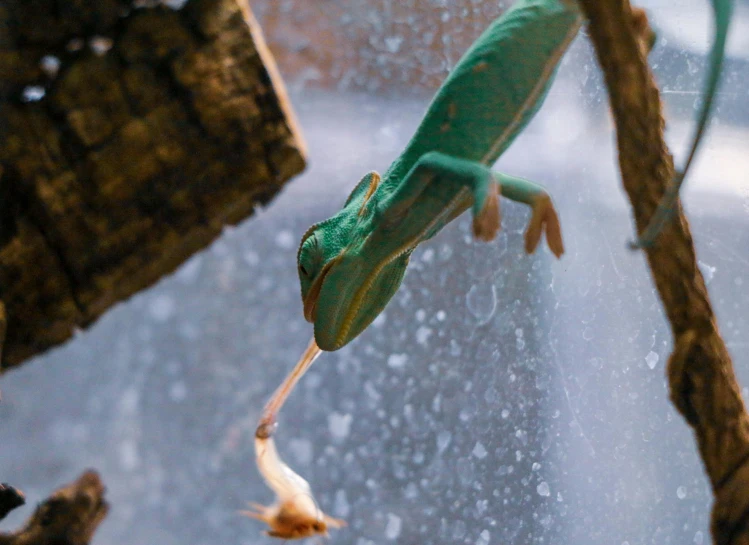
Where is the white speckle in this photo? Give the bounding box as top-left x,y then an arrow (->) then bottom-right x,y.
476,529 -> 490,545
289,438 -> 313,465
243,250 -> 259,266
89,35 -> 113,56
466,283 -> 497,324
698,260 -> 716,284
385,513 -> 402,540
40,55 -> 60,78
334,489 -> 350,517
472,441 -> 488,459
404,482 -> 418,499
645,351 -> 659,370
364,381 -> 382,401
328,412 -> 353,440
120,439 -> 140,470
119,387 -> 140,415
415,309 -> 426,322
537,482 -> 551,497
694,531 -> 704,544
169,381 -> 187,401
436,310 -> 446,321
388,353 -> 408,369
149,294 -> 175,322
421,248 -> 435,263
501,409 -> 510,419
437,430 -> 452,453
384,35 -> 404,53
275,230 -> 295,249
176,256 -> 202,284
416,325 -> 432,346
372,312 -> 387,328
676,485 -> 687,499
21,85 -> 45,102
532,462 -> 541,471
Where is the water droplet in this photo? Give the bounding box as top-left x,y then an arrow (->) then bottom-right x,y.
388,353 -> 408,369
476,529 -> 490,545
385,513 -> 402,539
472,441 -> 488,459
328,412 -> 353,440
334,489 -> 350,517
416,325 -> 433,346
437,430 -> 452,453
149,294 -> 175,322
537,482 -> 551,497
384,35 -> 404,53
275,230 -> 295,249
698,260 -> 716,284
676,485 -> 687,499
645,351 -> 659,370
466,283 -> 497,324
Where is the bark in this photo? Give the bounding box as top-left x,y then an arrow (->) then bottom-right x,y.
578,1 -> 749,543
0,471 -> 107,545
0,0 -> 306,369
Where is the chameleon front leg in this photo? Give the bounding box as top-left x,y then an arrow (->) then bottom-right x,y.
378,151 -> 564,257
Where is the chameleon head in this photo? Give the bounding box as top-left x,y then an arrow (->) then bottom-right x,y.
297,172 -> 411,351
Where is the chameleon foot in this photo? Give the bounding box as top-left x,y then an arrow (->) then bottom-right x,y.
472,182 -> 501,242
524,193 -> 564,258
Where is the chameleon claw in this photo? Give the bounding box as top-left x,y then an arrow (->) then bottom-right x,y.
524,193 -> 564,258
472,182 -> 501,242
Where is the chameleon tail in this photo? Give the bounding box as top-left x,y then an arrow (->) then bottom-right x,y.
630,0 -> 733,249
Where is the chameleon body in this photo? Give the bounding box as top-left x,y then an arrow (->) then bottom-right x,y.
298,0 -> 582,351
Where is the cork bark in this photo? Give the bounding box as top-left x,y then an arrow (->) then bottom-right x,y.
0,0 -> 306,369
578,1 -> 749,543
0,471 -> 107,545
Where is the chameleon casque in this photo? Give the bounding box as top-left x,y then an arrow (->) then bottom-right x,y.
298,0 -> 580,352
297,0 -> 733,351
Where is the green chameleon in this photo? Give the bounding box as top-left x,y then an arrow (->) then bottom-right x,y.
296,0 -> 732,352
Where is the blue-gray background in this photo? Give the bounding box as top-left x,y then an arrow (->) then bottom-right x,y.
1,1 -> 748,544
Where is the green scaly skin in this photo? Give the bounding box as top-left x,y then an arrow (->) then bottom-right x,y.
298,0 -> 581,351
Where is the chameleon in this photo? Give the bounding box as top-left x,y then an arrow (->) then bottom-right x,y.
297,0 -> 582,352
632,0 -> 733,248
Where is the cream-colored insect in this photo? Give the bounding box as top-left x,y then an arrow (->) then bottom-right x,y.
245,338 -> 345,539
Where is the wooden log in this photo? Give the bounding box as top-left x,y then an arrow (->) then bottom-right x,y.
0,0 -> 306,369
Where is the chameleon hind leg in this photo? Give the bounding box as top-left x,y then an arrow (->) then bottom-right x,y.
377,151 -> 563,256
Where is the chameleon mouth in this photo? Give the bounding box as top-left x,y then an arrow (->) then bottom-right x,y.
303,256 -> 340,323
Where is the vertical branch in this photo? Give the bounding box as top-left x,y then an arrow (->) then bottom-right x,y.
578,1 -> 749,543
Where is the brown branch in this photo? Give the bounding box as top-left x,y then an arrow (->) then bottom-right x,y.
0,471 -> 107,545
578,1 -> 749,543
0,0 -> 306,370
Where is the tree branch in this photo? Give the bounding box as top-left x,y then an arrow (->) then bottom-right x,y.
0,0 -> 306,369
578,1 -> 749,543
0,471 -> 107,545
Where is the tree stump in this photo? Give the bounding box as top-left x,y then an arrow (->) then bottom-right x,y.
0,0 -> 306,369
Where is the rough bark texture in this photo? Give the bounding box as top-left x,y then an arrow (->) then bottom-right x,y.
0,471 -> 107,545
578,1 -> 749,543
0,0 -> 306,369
